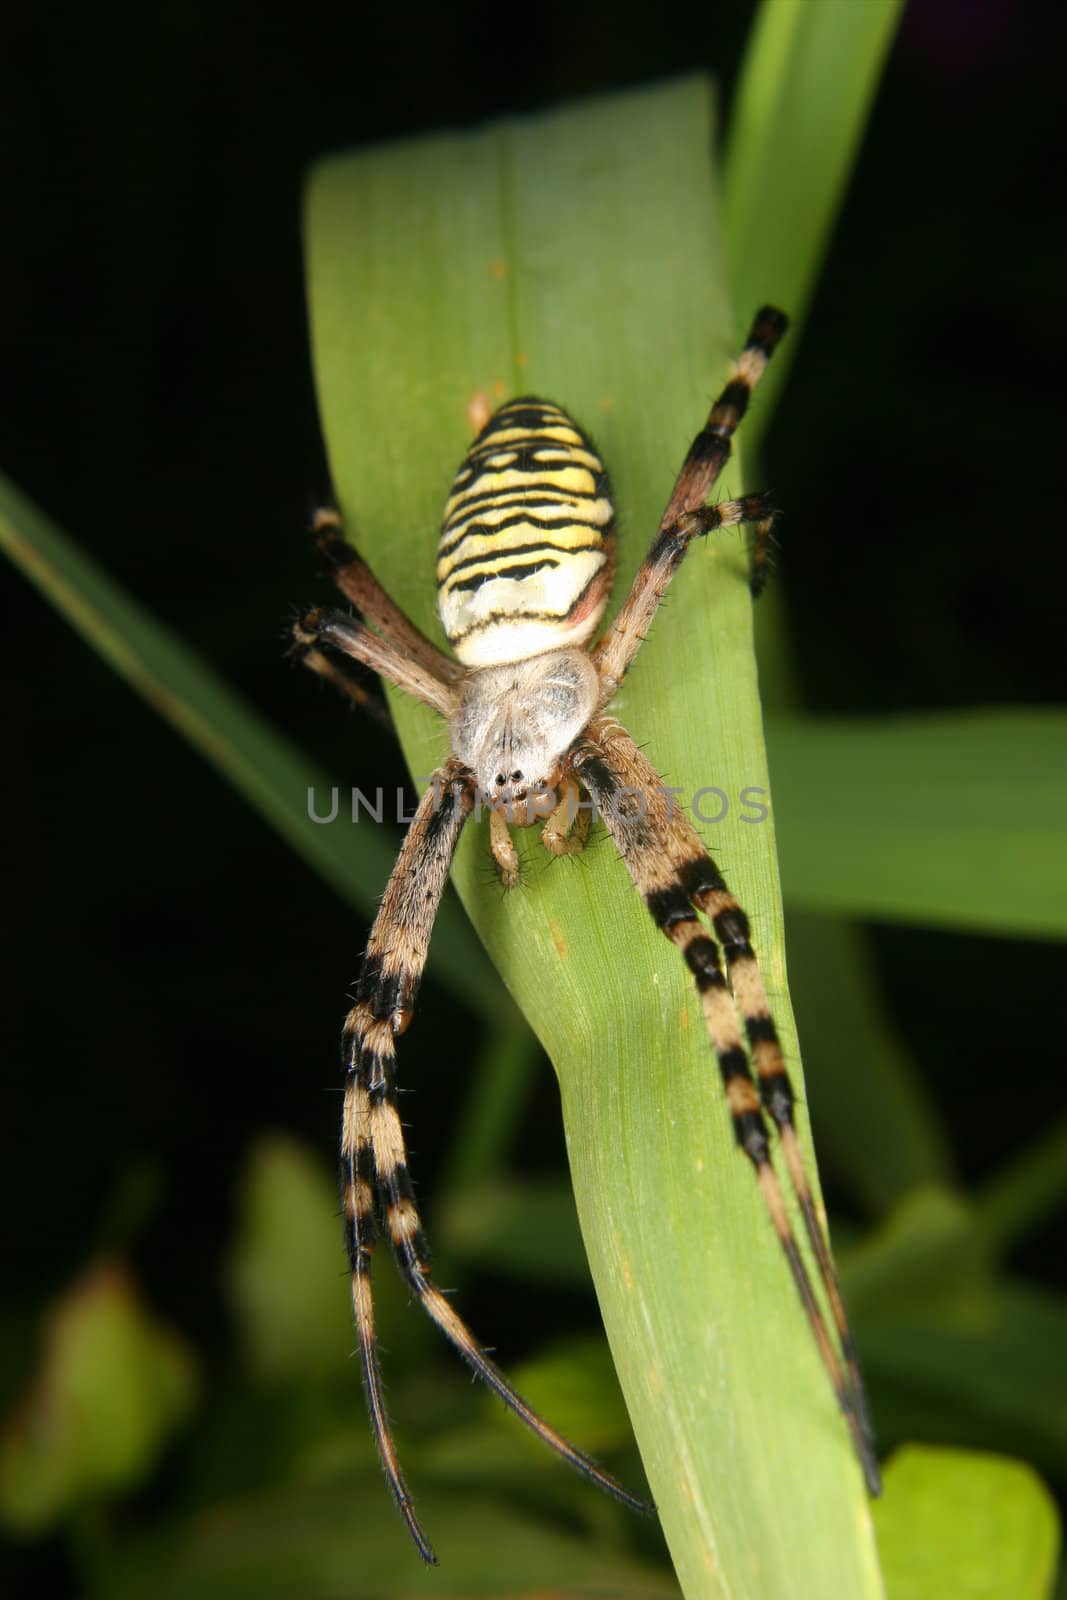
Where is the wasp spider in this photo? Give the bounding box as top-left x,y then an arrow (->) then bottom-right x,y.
293,307 -> 879,1563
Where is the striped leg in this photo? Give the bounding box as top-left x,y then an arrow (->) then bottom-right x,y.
294,607 -> 458,720
594,306 -> 787,703
312,507 -> 463,684
570,720 -> 880,1493
289,627 -> 393,728
343,760 -> 647,1564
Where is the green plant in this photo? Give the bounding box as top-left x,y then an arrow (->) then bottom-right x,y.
2,3 -> 1065,1595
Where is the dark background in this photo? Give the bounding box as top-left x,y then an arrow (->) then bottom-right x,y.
4,0 -> 1066,1590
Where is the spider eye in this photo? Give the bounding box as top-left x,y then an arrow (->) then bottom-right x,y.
510,769 -> 523,783
495,773 -> 506,787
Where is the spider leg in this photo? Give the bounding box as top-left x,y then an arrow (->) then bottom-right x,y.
488,806 -> 522,887
288,630 -> 393,727
311,506 -> 463,683
594,306 -> 787,702
294,607 -> 458,719
570,719 -> 880,1494
541,775 -> 593,857
344,760 -> 648,1563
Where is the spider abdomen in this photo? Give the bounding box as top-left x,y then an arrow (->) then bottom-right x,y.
437,398 -> 615,667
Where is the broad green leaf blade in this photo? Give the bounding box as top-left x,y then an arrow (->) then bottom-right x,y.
723,0 -> 906,430
0,474 -> 498,1015
306,78 -> 882,1598
226,1136 -> 353,1384
858,1278 -> 1067,1479
874,1447 -> 1060,1600
785,911 -> 954,1213
95,1475 -> 681,1600
840,1190 -> 1067,1476
767,711 -> 1067,937
0,1264 -> 196,1532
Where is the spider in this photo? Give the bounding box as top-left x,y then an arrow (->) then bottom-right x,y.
292,306 -> 879,1564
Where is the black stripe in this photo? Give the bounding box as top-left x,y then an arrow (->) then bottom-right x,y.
733,1108 -> 770,1165
461,445 -> 595,480
758,1069 -> 795,1127
644,883 -> 695,930
679,857 -> 728,899
449,566 -> 609,638
475,401 -> 570,434
462,433 -> 590,468
314,533 -> 358,570
390,1161 -> 414,1202
441,537 -> 600,582
747,306 -> 789,357
356,953 -> 406,1023
647,526 -> 687,571
684,936 -> 724,991
344,1230 -> 377,1271
745,1014 -> 780,1047
737,490 -> 775,522
442,493 -> 604,537
713,906 -> 752,951
717,1046 -> 751,1085
712,380 -> 751,425
576,751 -> 617,801
685,429 -> 731,471
448,464 -> 600,505
424,777 -> 467,845
363,1053 -> 394,1104
444,484 -> 604,527
446,555 -> 561,594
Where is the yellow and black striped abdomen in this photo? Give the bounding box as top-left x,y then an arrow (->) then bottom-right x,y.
437,398 -> 615,667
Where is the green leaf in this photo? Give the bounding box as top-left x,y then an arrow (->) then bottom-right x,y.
723,0 -> 906,432
874,1446 -> 1060,1600
858,1279 -> 1067,1479
0,1263 -> 196,1532
976,1109 -> 1067,1256
784,912 -> 954,1213
226,1136 -> 353,1385
838,1190 -> 1067,1476
767,712 -> 1067,937
306,77 -> 882,1597
94,1473 -> 680,1599
441,1177 -> 590,1286
720,0 -> 950,1219
0,473 -> 500,1018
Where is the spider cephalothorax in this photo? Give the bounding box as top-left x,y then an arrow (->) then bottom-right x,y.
293,308 -> 879,1565
451,648 -> 599,811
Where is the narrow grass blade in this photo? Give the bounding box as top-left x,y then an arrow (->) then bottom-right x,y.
767,711 -> 1067,937
723,0 -> 906,428
721,0 -> 952,1224
306,77 -> 882,1596
0,474 -> 498,1015
975,1111 -> 1067,1258
784,911 -> 954,1213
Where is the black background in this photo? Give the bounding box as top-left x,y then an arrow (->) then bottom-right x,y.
4,0 -> 1066,1590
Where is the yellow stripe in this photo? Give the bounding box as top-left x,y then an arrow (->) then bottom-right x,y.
438,523 -> 605,583
444,463 -> 599,514
440,495 -> 610,555
465,423 -> 586,449
437,395 -> 615,664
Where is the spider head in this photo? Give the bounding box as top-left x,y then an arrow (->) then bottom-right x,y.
451,649 -> 598,825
